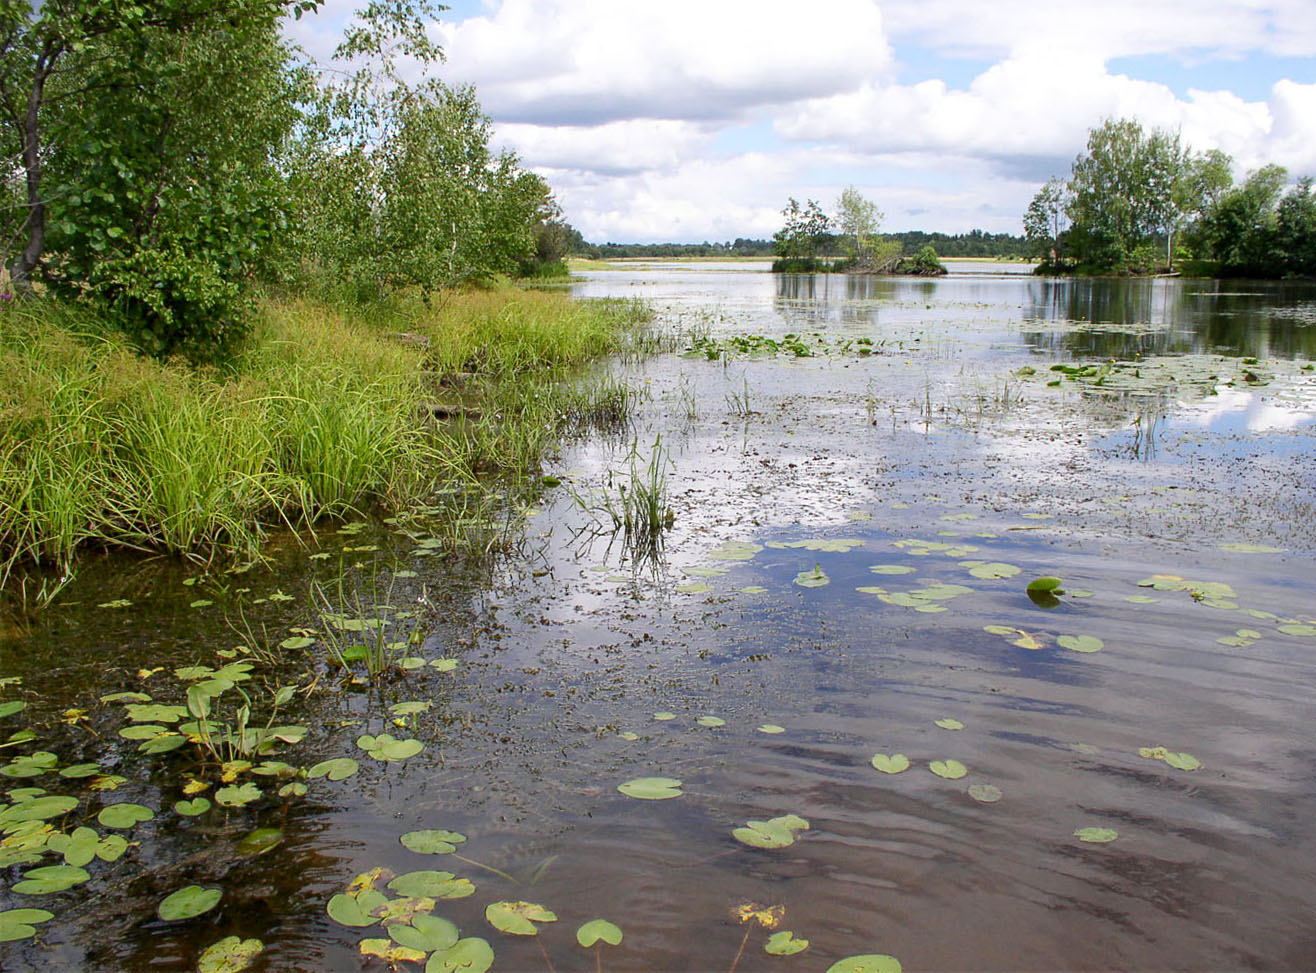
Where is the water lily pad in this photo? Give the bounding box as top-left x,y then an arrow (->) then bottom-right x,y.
98,802 -> 154,829
770,538 -> 865,553
793,565 -> 830,588
965,562 -> 1021,580
1058,635 -> 1104,653
826,954 -> 902,973
389,701 -> 432,717
1220,543 -> 1282,553
308,758 -> 359,781
157,885 -> 222,920
196,936 -> 264,973
1163,751 -> 1202,771
1073,827 -> 1118,843
1,794 -> 78,823
1278,624 -> 1316,637
429,937 -> 495,973
372,895 -> 437,926
386,914 -> 460,954
388,870 -> 475,899
400,829 -> 467,854
708,540 -> 763,561
0,907 -> 54,943
215,783 -> 262,808
430,658 -> 460,671
486,900 -> 557,936
617,777 -> 682,800
732,814 -> 810,849
279,636 -> 316,650
58,763 -> 101,779
47,827 -> 126,866
327,892 -> 378,928
653,712 -> 677,721
175,797 -> 211,816
1026,576 -> 1063,593
765,931 -> 809,956
576,918 -> 623,948
357,734 -> 423,762
757,724 -> 786,734
100,691 -> 152,704
934,718 -> 964,730
869,564 -> 914,575
968,784 -> 1003,803
12,864 -> 90,894
930,759 -> 967,779
696,715 -> 725,728
871,753 -> 910,774
237,827 -> 284,857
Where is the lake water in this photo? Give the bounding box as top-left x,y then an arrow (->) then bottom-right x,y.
3,264 -> 1316,971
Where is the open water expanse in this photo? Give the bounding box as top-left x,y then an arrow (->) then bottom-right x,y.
3,261 -> 1316,971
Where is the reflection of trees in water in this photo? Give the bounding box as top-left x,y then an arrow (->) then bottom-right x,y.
1021,277 -> 1316,360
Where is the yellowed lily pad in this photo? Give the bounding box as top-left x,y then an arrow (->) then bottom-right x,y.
485,900 -> 557,936
929,759 -> 967,779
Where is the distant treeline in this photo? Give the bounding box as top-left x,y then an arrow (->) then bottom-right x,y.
571,230 -> 1029,260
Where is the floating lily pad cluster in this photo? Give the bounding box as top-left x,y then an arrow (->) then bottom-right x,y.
732,813 -> 810,849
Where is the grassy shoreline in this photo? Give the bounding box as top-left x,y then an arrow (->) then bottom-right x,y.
0,287 -> 652,582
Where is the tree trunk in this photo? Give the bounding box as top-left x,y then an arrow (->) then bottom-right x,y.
10,44 -> 59,289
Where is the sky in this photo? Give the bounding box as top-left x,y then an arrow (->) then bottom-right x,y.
285,0 -> 1316,244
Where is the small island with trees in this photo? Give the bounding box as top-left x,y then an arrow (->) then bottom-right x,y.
769,190 -> 948,276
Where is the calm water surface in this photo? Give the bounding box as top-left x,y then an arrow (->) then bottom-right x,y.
3,265 -> 1315,971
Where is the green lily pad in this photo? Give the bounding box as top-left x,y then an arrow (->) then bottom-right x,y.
372,895 -> 437,927
430,658 -> 460,672
934,718 -> 964,730
485,900 -> 557,936
389,914 -> 460,953
1278,624 -> 1316,637
125,703 -> 188,723
388,870 -> 475,899
965,561 -> 1021,580
357,734 -> 423,762
732,813 -> 810,849
198,936 -> 264,973
279,636 -> 316,650
870,753 -> 910,774
0,907 -> 54,943
400,829 -> 467,854
757,724 -> 786,734
327,892 -> 378,928
1163,751 -> 1202,771
770,538 -> 865,553
214,783 -> 262,808
158,885 -> 222,921
1,794 -> 78,823
1026,576 -> 1063,593
827,955 -> 902,973
307,758 -> 359,781
236,827 -> 283,856
1073,827 -> 1118,843
577,918 -> 623,948
12,864 -> 90,894
429,937 -> 495,973
98,802 -> 154,829
138,734 -> 187,754
58,763 -> 101,779
389,701 -> 432,717
930,759 -> 967,779
653,712 -> 677,721
47,827 -> 127,866
765,931 -> 809,956
869,564 -> 915,575
1058,635 -> 1104,653
175,797 -> 211,816
708,540 -> 764,561
99,691 -> 152,704
793,565 -> 830,588
617,777 -> 682,800
968,784 -> 1003,803
696,716 -> 725,728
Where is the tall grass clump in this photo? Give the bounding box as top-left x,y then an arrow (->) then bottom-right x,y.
0,284 -> 652,579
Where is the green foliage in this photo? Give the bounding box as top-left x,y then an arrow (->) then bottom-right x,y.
773,198 -> 831,262
835,186 -> 882,262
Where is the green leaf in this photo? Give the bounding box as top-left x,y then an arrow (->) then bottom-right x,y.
215,783 -> 262,808
400,829 -> 467,854
929,759 -> 967,779
174,797 -> 211,817
793,565 -> 830,588
327,892 -> 375,928
965,561 -> 1020,580
236,828 -> 283,856
870,753 -> 910,774
826,955 -> 902,973
1163,751 -> 1201,771
485,900 -> 557,936
198,936 -> 264,973
428,937 -> 495,973
934,718 -> 964,730
732,814 -> 810,849
389,914 -> 459,953
98,802 -> 154,829
12,864 -> 90,894
158,885 -> 222,921
1058,635 -> 1104,653
0,795 -> 78,823
696,716 -> 725,728
1073,827 -> 1118,843
617,777 -> 682,800
0,907 -> 54,943
387,870 -> 475,899
765,931 -> 809,956
307,758 -> 359,781
0,701 -> 26,718
1026,576 -> 1063,593
356,734 -> 423,762
757,724 -> 786,734
968,784 -> 1003,803
576,918 -> 623,947
59,763 -> 101,779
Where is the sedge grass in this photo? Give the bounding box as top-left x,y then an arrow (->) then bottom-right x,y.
0,285 -> 651,582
